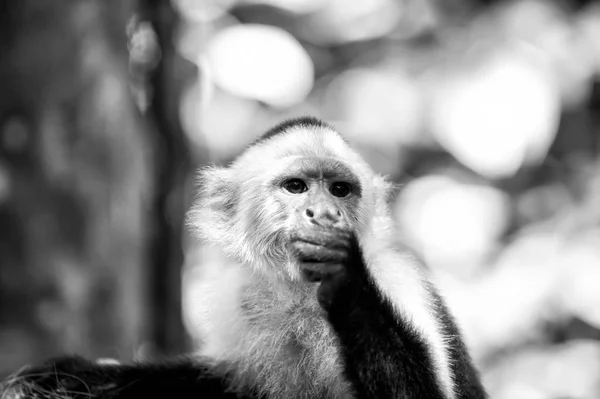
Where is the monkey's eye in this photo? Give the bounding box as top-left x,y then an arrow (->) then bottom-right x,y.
330,182 -> 352,198
282,179 -> 308,194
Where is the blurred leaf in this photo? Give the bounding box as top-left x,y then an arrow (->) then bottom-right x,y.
206,23 -> 314,107
429,48 -> 560,179
484,340 -> 600,399
396,175 -> 509,274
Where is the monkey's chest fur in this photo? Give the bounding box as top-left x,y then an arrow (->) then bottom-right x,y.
195,265 -> 354,399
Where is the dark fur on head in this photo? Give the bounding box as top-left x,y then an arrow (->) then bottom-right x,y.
251,116 -> 347,146
255,116 -> 334,144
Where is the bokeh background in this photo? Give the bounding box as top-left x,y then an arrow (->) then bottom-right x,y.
2,0 -> 600,398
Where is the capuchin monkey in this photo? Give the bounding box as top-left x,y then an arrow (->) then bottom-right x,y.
0,117 -> 486,399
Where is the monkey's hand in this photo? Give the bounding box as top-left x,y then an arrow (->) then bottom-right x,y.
290,226 -> 366,310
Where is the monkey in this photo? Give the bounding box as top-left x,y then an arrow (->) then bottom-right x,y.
0,117 -> 486,399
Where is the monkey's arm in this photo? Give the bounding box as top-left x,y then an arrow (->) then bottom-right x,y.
0,355 -> 258,399
293,229 -> 487,399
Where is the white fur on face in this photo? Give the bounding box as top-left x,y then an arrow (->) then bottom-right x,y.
188,124 -> 456,399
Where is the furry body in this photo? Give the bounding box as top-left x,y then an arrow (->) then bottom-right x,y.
0,117 -> 486,399
188,117 -> 465,398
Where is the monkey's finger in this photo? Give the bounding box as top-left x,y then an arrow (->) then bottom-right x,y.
301,265 -> 322,282
300,262 -> 344,282
291,241 -> 347,262
296,225 -> 351,240
294,228 -> 351,250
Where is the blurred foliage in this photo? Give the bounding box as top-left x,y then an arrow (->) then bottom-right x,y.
0,0 -> 153,373
176,0 -> 600,398
0,0 -> 193,377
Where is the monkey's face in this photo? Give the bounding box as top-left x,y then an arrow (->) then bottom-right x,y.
216,154 -> 365,280
271,156 -> 361,233
269,156 -> 365,280
189,125 -> 390,280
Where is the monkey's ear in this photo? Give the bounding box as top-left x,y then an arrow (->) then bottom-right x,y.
187,166 -> 238,236
197,166 -> 233,197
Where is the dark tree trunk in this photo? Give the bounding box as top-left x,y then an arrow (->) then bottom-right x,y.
0,0 -> 194,376
140,0 -> 196,357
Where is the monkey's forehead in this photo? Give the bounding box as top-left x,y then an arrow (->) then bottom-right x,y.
230,121 -> 375,185
241,125 -> 350,162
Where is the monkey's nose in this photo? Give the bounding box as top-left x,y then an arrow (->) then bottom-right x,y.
305,205 -> 341,227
